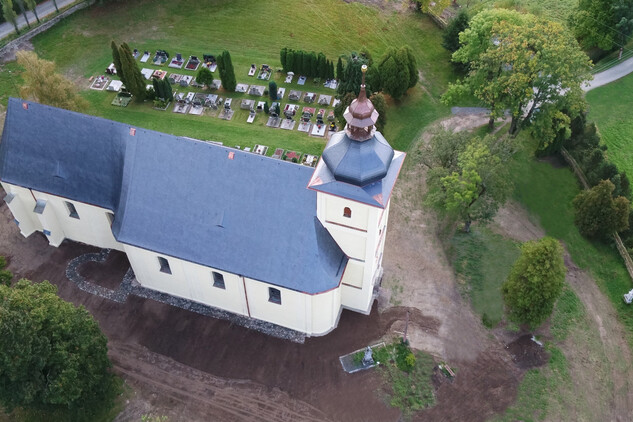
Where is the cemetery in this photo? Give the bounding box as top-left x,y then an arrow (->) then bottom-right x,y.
88,41 -> 344,159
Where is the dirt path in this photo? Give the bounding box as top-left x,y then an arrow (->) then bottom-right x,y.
492,202 -> 633,421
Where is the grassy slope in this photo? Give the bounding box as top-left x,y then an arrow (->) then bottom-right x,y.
456,0 -> 578,23
586,72 -> 633,177
2,0 -> 452,154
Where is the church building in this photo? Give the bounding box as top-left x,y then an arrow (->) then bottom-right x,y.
0,75 -> 404,336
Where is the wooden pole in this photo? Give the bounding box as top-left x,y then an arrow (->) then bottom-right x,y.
403,310 -> 410,343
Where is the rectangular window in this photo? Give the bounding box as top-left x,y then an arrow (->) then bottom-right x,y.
106,212 -> 115,227
268,287 -> 281,304
212,271 -> 225,289
65,201 -> 79,219
158,256 -> 171,274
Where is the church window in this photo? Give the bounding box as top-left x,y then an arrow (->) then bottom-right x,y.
158,256 -> 171,274
343,207 -> 352,218
65,201 -> 79,219
212,271 -> 225,289
269,287 -> 281,304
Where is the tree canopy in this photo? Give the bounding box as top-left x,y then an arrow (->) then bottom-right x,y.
569,0 -> 633,51
17,51 -> 88,112
443,10 -> 592,143
1,0 -> 20,35
573,179 -> 630,238
502,237 -> 566,328
442,9 -> 470,54
217,50 -> 236,92
421,131 -> 514,232
196,66 -> 214,89
378,46 -> 417,100
0,280 -> 117,417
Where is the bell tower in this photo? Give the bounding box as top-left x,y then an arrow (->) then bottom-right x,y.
308,66 -> 405,314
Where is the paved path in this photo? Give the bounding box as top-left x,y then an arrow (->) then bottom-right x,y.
0,0 -> 76,40
584,56 -> 633,91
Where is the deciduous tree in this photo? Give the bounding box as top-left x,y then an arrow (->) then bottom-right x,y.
573,179 -> 630,238
17,51 -> 88,112
422,131 -> 514,232
443,10 -> 592,143
0,279 -> 118,416
24,0 -> 39,23
569,0 -> 633,51
502,237 -> 566,328
196,66 -> 214,89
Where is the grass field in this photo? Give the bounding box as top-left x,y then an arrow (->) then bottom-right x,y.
586,72 -> 633,177
510,139 -> 633,337
456,0 -> 578,23
1,0 -> 454,155
450,226 -> 520,327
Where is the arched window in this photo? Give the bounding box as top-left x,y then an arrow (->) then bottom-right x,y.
343,207 -> 352,218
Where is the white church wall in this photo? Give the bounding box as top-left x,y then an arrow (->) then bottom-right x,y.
123,245 -> 248,317
1,182 -> 41,236
321,194 -> 370,230
28,190 -> 124,251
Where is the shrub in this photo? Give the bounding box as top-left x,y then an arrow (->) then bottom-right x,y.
0,256 -> 6,269
0,270 -> 12,286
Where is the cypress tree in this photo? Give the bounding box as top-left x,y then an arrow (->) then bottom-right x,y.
119,43 -> 146,101
317,53 -> 327,79
401,45 -> 418,88
152,78 -> 163,100
286,50 -> 295,73
280,48 -> 288,72
309,51 -> 318,77
111,40 -> 125,87
294,50 -> 302,74
269,81 -> 278,100
218,50 -> 236,92
336,57 -> 344,80
163,79 -> 173,101
329,60 -> 335,79
302,51 -> 311,75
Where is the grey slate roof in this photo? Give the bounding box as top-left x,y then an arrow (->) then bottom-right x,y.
321,131 -> 395,186
309,147 -> 405,208
0,99 -> 347,294
0,98 -> 126,210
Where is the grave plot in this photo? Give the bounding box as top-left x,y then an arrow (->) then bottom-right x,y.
310,123 -> 326,137
153,50 -> 169,66
185,56 -> 200,71
332,98 -> 341,108
168,73 -> 183,84
105,63 -> 117,75
169,53 -> 185,69
241,99 -> 255,110
219,98 -> 234,120
247,111 -> 256,123
210,79 -> 222,90
324,79 -> 338,90
111,92 -> 132,107
141,68 -> 154,80
254,144 -> 268,155
280,118 -> 296,130
132,48 -> 140,59
288,90 -> 302,101
235,83 -> 249,93
202,54 -> 217,72
248,64 -> 257,76
173,100 -> 190,114
318,94 -> 332,106
106,80 -> 123,92
256,101 -> 266,112
257,64 -> 271,80
178,75 -> 193,87
204,94 -> 220,109
283,150 -> 302,162
152,70 -> 167,80
90,76 -> 110,90
302,154 -> 319,167
304,92 -> 316,103
139,50 -> 151,63
249,85 -> 265,96
284,72 -> 294,83
277,87 -> 286,99
189,93 -> 207,115
297,75 -> 307,85
271,148 -> 284,159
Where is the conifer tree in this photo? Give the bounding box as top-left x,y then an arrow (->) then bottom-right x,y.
286,50 -> 295,73
119,42 -> 146,101
111,40 -> 125,87
336,57 -> 344,80
280,47 -> 288,71
218,50 -> 236,92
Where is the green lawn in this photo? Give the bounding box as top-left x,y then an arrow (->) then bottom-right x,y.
450,226 -> 520,327
586,72 -> 633,177
456,0 -> 579,23
510,139 -> 633,337
2,0 -> 454,155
